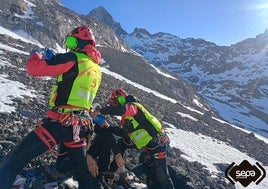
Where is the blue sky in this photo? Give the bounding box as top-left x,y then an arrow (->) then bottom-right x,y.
60,0 -> 268,46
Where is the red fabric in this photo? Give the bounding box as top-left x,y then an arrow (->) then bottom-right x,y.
26,53 -> 74,76
35,125 -> 57,149
26,45 -> 101,76
46,110 -> 67,120
80,45 -> 101,64
109,88 -> 128,99
121,104 -> 138,125
63,138 -> 87,148
46,110 -> 80,126
154,151 -> 166,159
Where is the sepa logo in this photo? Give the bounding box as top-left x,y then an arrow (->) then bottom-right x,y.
225,160 -> 266,187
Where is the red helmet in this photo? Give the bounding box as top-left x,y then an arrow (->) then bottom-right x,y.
108,88 -> 128,106
70,26 -> 96,46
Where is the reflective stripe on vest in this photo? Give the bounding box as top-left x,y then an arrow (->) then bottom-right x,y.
49,52 -> 101,109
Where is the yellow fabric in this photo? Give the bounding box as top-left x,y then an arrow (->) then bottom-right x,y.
49,52 -> 101,110
125,102 -> 163,149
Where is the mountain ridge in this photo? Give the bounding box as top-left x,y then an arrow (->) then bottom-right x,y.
89,6 -> 268,138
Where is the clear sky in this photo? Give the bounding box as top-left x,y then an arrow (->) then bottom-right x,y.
60,0 -> 268,46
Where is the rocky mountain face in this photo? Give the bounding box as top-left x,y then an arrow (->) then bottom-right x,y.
88,6 -> 127,37
0,0 -> 267,188
89,7 -> 268,138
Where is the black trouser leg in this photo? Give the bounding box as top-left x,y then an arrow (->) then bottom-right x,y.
146,145 -> 174,189
151,158 -> 174,189
55,144 -> 73,174
95,136 -> 111,172
89,135 -> 111,171
67,146 -> 100,189
0,131 -> 48,189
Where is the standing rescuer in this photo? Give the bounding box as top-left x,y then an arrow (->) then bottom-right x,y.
0,26 -> 102,189
90,88 -> 175,189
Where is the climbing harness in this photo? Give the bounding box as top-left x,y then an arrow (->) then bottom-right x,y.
46,109 -> 93,142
